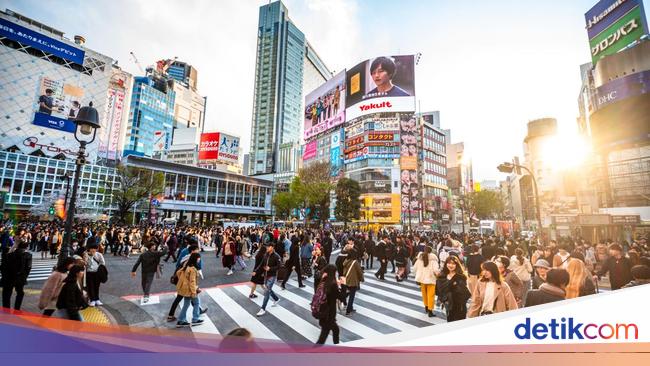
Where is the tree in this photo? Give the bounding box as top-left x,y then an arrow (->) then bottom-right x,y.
335,178 -> 361,228
272,191 -> 299,220
105,165 -> 164,224
298,161 -> 334,226
468,190 -> 505,220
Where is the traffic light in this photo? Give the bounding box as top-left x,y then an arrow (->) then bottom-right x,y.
48,206 -> 55,215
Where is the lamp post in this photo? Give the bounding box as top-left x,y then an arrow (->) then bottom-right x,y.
497,161 -> 542,242
59,172 -> 72,212
459,196 -> 466,235
59,102 -> 100,266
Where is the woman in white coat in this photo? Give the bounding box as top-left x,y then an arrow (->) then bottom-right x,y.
413,246 -> 440,317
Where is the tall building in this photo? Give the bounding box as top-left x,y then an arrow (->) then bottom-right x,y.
248,0 -> 331,176
167,61 -> 198,91
123,75 -> 176,157
419,112 -> 450,230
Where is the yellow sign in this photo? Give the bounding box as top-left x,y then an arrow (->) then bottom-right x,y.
474,182 -> 481,192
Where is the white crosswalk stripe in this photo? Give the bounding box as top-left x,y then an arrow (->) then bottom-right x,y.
28,259 -> 57,282
131,271 -> 448,345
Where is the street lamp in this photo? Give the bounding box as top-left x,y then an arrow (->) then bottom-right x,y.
59,102 -> 100,266
497,161 -> 542,242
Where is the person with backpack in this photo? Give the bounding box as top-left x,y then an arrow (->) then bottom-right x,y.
313,264 -> 342,345
167,245 -> 206,322
84,243 -> 105,307
256,243 -> 282,317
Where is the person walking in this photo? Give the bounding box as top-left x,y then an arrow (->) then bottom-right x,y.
1,240 -> 32,310
525,268 -> 570,307
55,265 -> 87,321
413,246 -> 439,317
84,243 -> 105,307
248,248 -> 266,299
467,261 -> 518,317
594,244 -> 633,290
38,257 -> 75,316
167,245 -> 206,322
340,255 -> 363,316
131,242 -> 168,303
281,235 -> 305,289
532,259 -> 551,289
163,232 -> 178,263
465,244 -> 483,295
436,255 -> 471,322
509,248 -> 533,304
565,258 -> 596,299
374,236 -> 388,280
256,243 -> 282,317
312,245 -> 328,289
222,235 -> 236,276
300,238 -> 314,278
315,264 -> 342,345
495,256 -> 524,307
364,234 -> 375,269
394,240 -> 410,282
175,252 -> 204,327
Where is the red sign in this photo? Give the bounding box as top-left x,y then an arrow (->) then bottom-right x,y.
198,132 -> 220,160
345,136 -> 364,147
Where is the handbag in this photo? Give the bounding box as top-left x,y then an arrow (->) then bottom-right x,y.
339,260 -> 356,284
93,257 -> 108,284
170,267 -> 181,285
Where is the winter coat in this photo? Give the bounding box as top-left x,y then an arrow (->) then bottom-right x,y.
56,280 -> 87,311
176,266 -> 198,298
465,253 -> 484,276
436,273 -> 471,322
341,258 -> 364,288
524,283 -> 565,307
504,271 -> 524,304
38,271 -> 67,310
413,253 -> 440,285
467,280 -> 519,317
132,248 -> 168,274
509,256 -> 533,282
0,248 -> 32,285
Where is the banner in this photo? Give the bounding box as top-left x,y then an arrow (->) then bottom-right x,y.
585,0 -> 645,40
0,18 -> 85,64
198,132 -> 220,160
217,133 -> 240,164
400,114 -> 420,214
346,55 -> 415,120
32,77 -> 84,134
593,70 -> 650,111
588,4 -> 647,63
303,140 -> 318,161
304,71 -> 346,140
98,88 -> 126,160
153,130 -> 167,152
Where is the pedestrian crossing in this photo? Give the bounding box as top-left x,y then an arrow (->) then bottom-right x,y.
27,258 -> 57,282
126,268 -> 446,345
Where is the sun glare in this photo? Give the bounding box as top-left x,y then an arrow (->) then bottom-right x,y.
540,132 -> 592,170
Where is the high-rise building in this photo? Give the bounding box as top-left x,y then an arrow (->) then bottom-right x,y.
123,75 -> 176,157
419,111 -> 450,230
248,0 -> 331,176
167,61 -> 198,91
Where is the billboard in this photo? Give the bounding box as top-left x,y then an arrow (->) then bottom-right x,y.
153,130 -> 167,152
198,132 -> 241,163
218,133 -> 240,164
198,132 -> 220,160
585,0 -> 648,64
400,114 -> 420,215
304,71 -> 346,140
0,18 -> 85,64
98,88 -> 126,160
303,140 -> 318,161
330,129 -> 343,177
593,70 -> 650,111
32,77 -> 84,134
346,55 -> 415,120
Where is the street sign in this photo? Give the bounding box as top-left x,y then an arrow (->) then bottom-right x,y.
611,215 -> 641,225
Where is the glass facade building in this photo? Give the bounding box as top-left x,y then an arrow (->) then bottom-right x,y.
123,76 -> 176,157
249,1 -> 331,175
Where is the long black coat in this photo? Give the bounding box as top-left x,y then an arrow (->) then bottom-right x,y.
0,249 -> 32,285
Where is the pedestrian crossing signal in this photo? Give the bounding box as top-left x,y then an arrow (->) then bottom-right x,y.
49,207 -> 55,215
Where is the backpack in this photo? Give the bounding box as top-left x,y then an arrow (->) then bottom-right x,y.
311,282 -> 328,320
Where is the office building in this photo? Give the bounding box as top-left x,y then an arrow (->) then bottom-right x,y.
248,0 -> 331,176
419,112 -> 450,230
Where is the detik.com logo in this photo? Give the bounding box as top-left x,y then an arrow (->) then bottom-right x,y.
514,318 -> 639,340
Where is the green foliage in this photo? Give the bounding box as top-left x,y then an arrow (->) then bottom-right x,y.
468,190 -> 505,219
105,165 -> 164,224
335,178 -> 361,227
272,191 -> 299,220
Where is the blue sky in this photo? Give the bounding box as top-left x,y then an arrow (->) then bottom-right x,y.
2,0 -> 647,180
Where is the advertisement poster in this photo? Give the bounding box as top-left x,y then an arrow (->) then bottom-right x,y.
303,140 -> 318,161
330,129 -> 343,177
153,130 -> 167,152
400,114 -> 420,214
304,71 -> 346,140
346,55 -> 415,120
98,88 -> 126,160
218,133 -> 240,164
32,77 -> 84,133
198,132 -> 220,160
588,4 -> 647,63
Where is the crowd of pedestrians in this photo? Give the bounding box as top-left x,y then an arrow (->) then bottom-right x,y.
1,220 -> 649,345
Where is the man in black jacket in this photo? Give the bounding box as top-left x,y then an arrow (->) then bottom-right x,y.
131,243 -> 168,302
256,244 -> 282,316
525,268 -> 569,307
322,232 -> 333,263
280,238 -> 305,289
374,236 -> 388,280
1,241 -> 32,310
595,244 -> 633,290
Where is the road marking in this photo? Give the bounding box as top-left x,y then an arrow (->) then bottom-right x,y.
206,288 -> 279,340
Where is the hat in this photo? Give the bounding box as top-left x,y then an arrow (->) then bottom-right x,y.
534,259 -> 551,269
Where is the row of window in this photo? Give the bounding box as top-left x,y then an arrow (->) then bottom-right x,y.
163,173 -> 269,208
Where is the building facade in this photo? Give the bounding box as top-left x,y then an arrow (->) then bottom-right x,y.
419,112 -> 450,230
248,0 -> 331,176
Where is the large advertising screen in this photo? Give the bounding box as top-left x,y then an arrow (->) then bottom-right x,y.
218,133 -> 240,164
304,71 -> 346,140
346,55 -> 415,120
400,114 -> 420,214
32,77 -> 84,134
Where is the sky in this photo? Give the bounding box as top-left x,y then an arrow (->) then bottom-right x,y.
2,0 -> 648,181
